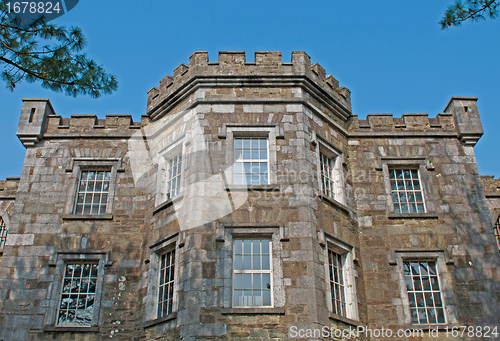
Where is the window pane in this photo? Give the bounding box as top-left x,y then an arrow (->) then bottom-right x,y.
57,263 -> 98,327
404,261 -> 445,325
233,239 -> 272,307
234,274 -> 243,289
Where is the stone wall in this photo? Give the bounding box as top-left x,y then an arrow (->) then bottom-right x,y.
0,52 -> 499,341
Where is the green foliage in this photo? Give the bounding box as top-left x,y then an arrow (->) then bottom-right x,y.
441,0 -> 499,28
0,0 -> 117,98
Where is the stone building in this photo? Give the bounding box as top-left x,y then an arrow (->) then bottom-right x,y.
1,51 -> 500,341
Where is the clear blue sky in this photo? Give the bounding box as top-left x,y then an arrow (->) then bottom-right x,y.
1,0 -> 499,180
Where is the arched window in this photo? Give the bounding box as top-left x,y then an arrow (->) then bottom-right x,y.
0,216 -> 7,248
494,215 -> 500,252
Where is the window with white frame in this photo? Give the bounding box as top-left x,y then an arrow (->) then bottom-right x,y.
389,169 -> 426,214
233,239 -> 272,307
328,250 -> 347,316
314,135 -> 345,205
403,260 -> 446,325
158,249 -> 175,317
494,215 -> 500,252
321,152 -> 337,199
166,153 -> 182,200
234,138 -> 268,185
144,234 -> 180,327
74,170 -> 111,215
0,216 -> 7,248
56,263 -> 99,327
322,234 -> 358,321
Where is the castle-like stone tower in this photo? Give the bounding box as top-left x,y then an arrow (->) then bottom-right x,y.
1,51 -> 499,340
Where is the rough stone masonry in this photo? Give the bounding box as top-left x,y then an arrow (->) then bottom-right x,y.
0,51 -> 499,340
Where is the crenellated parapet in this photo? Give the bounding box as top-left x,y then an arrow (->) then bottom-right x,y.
348,97 -> 484,146
16,99 -> 145,147
0,177 -> 19,198
146,51 -> 351,118
481,175 -> 500,197
350,112 -> 455,133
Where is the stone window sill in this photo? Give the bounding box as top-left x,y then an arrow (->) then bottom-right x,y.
319,193 -> 351,214
225,185 -> 280,192
221,307 -> 285,315
43,325 -> 99,332
62,215 -> 113,221
328,312 -> 362,326
152,195 -> 184,215
143,312 -> 177,328
387,213 -> 439,219
403,323 -> 452,330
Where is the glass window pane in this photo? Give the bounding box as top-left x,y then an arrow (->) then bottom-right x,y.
234,240 -> 242,253
244,273 -> 252,289
262,240 -> 269,254
253,274 -> 261,289
251,139 -> 259,149
243,255 -> 251,270
234,274 -> 243,289
263,290 -> 271,306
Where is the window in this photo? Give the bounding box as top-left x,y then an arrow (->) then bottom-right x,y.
220,124 -> 280,186
144,233 -> 180,327
158,249 -> 175,317
494,215 -> 500,252
321,232 -> 358,321
44,250 -> 109,331
403,260 -> 446,325
74,170 -> 111,215
328,250 -> 346,316
234,138 -> 268,185
312,132 -> 345,205
166,153 -> 182,200
57,263 -> 99,327
219,224 -> 285,313
320,153 -> 336,198
233,239 -> 272,307
0,216 -> 7,248
389,169 -> 425,214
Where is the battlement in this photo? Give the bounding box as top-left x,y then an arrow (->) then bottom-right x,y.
349,97 -> 484,146
351,112 -> 455,132
16,99 -> 145,147
147,51 -> 351,115
0,177 -> 19,197
45,114 -> 143,132
480,176 -> 500,197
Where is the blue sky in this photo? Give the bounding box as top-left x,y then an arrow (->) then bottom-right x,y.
1,0 -> 499,180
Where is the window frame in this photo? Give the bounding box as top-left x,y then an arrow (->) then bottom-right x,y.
144,232 -> 181,327
233,137 -> 269,185
0,212 -> 9,249
380,157 -> 436,218
402,259 -> 446,325
65,158 -> 122,218
156,137 -> 185,206
321,232 -> 359,321
313,132 -> 346,206
73,169 -> 113,216
232,238 -> 273,308
44,250 -> 110,332
56,262 -> 101,328
217,223 -> 286,313
388,168 -> 426,214
494,215 -> 500,252
392,249 -> 457,327
221,124 -> 279,187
